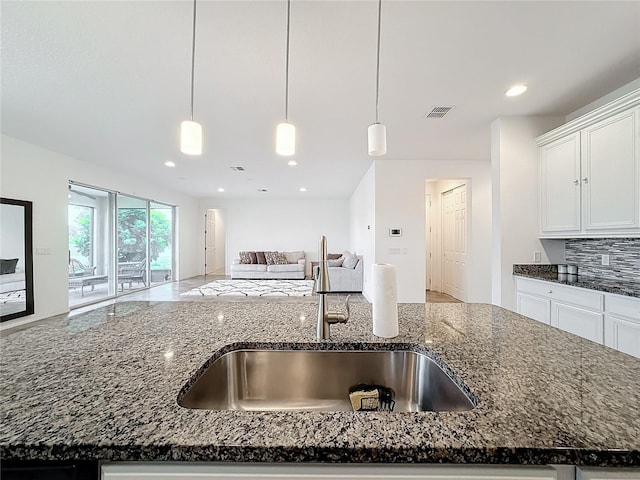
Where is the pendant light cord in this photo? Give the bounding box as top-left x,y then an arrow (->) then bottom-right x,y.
284,0 -> 291,121
374,0 -> 382,124
189,0 -> 197,121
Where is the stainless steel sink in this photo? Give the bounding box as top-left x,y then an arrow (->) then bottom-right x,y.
178,348 -> 475,412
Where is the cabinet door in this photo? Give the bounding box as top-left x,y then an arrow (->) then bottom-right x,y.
517,292 -> 551,325
540,133 -> 582,234
552,303 -> 604,344
604,314 -> 640,359
581,107 -> 640,231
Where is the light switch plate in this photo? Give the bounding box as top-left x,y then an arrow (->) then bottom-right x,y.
601,254 -> 610,266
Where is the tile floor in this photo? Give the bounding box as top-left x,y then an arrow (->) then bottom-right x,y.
66,277 -> 462,317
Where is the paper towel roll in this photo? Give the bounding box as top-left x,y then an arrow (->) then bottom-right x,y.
372,263 -> 399,338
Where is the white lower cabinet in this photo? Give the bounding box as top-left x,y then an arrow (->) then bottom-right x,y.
604,294 -> 640,359
515,277 -> 640,358
517,291 -> 552,324
553,302 -> 604,343
577,467 -> 640,479
102,463 -> 562,479
515,277 -> 604,344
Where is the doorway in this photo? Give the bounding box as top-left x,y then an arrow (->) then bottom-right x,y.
205,209 -> 225,276
425,179 -> 469,303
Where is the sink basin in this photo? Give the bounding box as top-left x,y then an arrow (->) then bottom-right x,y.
178,348 -> 475,412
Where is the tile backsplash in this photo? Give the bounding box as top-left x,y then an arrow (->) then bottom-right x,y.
565,238 -> 639,281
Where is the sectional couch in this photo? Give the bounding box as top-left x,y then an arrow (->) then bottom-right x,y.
230,250 -> 306,280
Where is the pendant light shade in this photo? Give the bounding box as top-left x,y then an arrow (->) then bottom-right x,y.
368,0 -> 386,156
180,0 -> 202,156
181,120 -> 202,156
276,121 -> 296,156
368,122 -> 387,156
276,0 -> 296,157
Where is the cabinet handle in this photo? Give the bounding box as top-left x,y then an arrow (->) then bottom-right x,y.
582,177 -> 588,183
573,179 -> 579,185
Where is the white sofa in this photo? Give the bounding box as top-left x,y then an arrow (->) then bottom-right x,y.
230,251 -> 306,280
0,269 -> 26,294
325,256 -> 364,292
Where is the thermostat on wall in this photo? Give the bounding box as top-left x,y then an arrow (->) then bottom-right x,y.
389,228 -> 402,237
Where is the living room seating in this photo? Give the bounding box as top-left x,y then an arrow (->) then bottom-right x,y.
230,251 -> 305,280
312,252 -> 363,292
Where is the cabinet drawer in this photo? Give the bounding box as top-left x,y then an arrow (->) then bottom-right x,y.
516,278 -> 603,311
606,294 -> 640,320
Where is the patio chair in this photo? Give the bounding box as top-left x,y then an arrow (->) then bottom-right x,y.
118,260 -> 147,291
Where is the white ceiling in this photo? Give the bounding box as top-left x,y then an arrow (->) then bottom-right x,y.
2,1 -> 639,199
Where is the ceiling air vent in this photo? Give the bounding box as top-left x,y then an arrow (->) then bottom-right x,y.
230,166 -> 245,171
425,106 -> 453,119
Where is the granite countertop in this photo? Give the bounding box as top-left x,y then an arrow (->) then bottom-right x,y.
1,301 -> 639,466
513,265 -> 640,298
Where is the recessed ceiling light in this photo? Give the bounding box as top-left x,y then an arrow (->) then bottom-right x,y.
505,84 -> 527,97
288,160 -> 297,166
164,161 -> 176,167
217,188 -> 224,193
299,187 -> 307,192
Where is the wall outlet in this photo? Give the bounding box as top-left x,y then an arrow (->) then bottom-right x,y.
533,251 -> 541,263
601,254 -> 610,266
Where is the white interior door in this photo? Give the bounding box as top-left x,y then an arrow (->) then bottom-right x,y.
205,210 -> 216,275
425,193 -> 432,291
442,185 -> 467,301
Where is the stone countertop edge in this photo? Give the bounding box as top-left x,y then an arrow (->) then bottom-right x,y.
1,301 -> 639,466
513,264 -> 640,298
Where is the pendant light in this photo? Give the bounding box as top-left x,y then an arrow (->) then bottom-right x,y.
180,0 -> 202,155
276,0 -> 295,156
368,0 -> 386,156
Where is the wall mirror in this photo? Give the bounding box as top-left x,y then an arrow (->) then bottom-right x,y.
1,198 -> 34,322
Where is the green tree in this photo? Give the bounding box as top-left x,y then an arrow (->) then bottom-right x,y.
118,208 -> 171,262
69,206 -> 92,260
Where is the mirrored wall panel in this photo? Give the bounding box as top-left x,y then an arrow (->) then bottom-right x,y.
1,198 -> 34,321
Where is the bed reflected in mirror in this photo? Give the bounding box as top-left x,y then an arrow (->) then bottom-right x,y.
1,198 -> 34,322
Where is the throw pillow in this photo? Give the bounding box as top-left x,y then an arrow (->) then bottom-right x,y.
327,253 -> 342,260
327,258 -> 344,267
342,254 -> 359,269
239,251 -> 253,264
248,252 -> 257,264
256,251 -> 267,265
0,258 -> 19,275
284,250 -> 305,264
266,251 -> 289,265
264,251 -> 278,265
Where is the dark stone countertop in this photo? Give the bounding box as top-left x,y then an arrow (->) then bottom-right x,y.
513,264 -> 640,298
1,301 -> 639,466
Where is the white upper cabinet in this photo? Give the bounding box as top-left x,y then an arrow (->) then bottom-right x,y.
581,108 -> 640,231
537,90 -> 640,238
540,133 -> 581,233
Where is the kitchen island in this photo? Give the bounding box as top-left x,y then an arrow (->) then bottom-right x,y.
1,301 -> 639,473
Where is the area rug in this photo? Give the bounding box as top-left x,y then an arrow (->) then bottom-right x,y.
181,279 -> 314,297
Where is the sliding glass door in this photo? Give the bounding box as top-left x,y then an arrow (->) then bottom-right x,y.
150,202 -> 173,286
68,184 -> 115,307
117,195 -> 148,294
68,182 -> 175,308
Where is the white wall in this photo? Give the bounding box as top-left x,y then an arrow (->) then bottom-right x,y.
373,160 -> 492,304
197,198 -> 351,276
490,117 -> 565,311
349,164 -> 376,300
0,204 -> 25,264
0,135 -> 200,329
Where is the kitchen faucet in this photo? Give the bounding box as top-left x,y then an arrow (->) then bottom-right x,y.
316,235 -> 350,340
